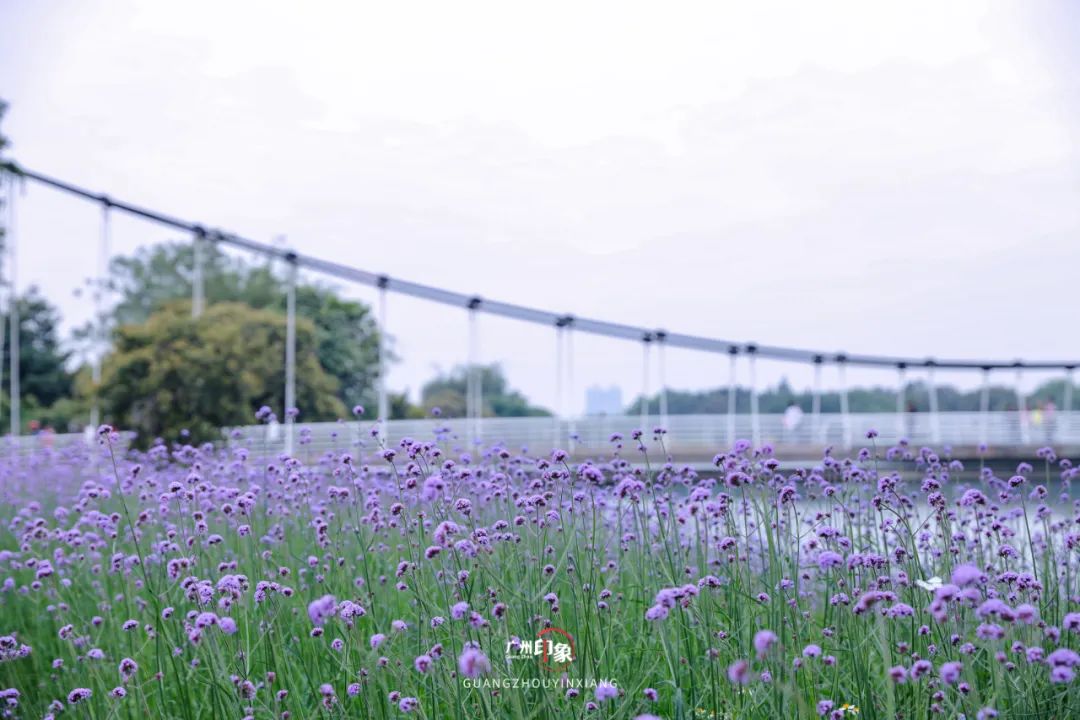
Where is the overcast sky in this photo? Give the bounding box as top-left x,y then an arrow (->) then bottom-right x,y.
2,1 -> 1079,413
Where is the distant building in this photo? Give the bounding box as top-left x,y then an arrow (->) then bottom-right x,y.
585,385 -> 623,416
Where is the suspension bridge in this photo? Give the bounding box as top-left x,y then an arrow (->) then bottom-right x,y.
3,166 -> 1077,460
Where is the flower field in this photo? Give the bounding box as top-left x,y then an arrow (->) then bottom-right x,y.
1,421 -> 1079,720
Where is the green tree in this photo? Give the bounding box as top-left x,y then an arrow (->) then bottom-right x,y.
106,241 -> 387,415
99,301 -> 345,445
420,364 -> 550,418
0,287 -> 77,430
0,98 -> 14,174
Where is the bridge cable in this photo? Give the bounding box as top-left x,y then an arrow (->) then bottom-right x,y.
14,167 -> 1080,373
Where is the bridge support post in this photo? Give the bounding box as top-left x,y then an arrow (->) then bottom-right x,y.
838,356 -> 851,449
1065,366 -> 1075,443
896,363 -> 907,441
5,175 -> 20,437
979,367 -> 990,447
284,253 -> 297,456
640,334 -> 651,433
1015,365 -> 1029,445
748,345 -> 760,448
0,180 -> 6,437
565,323 -> 575,453
377,279 -> 389,428
927,362 -> 940,445
726,347 -> 737,449
554,323 -> 563,450
90,199 -> 111,434
466,299 -> 482,451
192,228 -> 205,318
657,331 -> 668,434
812,355 -> 823,444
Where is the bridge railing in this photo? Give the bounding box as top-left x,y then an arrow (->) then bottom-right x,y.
5,411 -> 1071,458
225,410 -> 1077,457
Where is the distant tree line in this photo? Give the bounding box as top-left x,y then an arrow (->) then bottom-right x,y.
626,377 -> 1074,416
417,364 -> 550,419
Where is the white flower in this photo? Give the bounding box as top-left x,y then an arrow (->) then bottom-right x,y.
915,576 -> 943,592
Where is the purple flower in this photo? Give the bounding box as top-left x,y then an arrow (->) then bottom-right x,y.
308,594 -> 337,626
645,605 -> 669,621
414,654 -> 432,673
595,681 -> 618,702
119,657 -> 138,678
727,659 -> 750,684
1016,603 -> 1039,624
1051,665 -> 1076,683
1048,648 -> 1080,667
754,630 -> 778,659
886,602 -> 915,619
940,661 -> 963,684
911,659 -> 932,679
67,688 -> 92,704
457,647 -> 491,678
951,564 -> 982,587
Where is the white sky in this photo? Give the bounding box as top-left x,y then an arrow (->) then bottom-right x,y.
2,1 -> 1079,413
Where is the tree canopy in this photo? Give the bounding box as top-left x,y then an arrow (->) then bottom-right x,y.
100,301 -> 345,445
106,241 -> 385,415
0,98 -> 13,173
